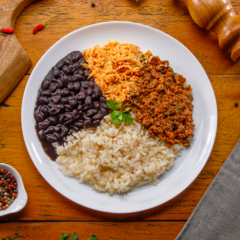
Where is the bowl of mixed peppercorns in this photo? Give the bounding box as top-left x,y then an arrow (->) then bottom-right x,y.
0,163 -> 28,217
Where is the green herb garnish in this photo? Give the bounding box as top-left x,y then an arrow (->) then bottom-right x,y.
175,107 -> 180,113
2,233 -> 22,240
150,82 -> 153,85
88,236 -> 98,240
107,100 -> 134,126
186,144 -> 191,147
172,123 -> 178,128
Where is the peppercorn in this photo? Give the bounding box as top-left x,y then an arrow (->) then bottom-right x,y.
91,2 -> 96,7
235,102 -> 238,107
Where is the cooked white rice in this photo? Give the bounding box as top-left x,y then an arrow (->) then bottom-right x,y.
56,115 -> 182,195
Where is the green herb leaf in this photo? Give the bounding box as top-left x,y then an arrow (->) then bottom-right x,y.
115,102 -> 123,109
107,100 -> 116,109
2,238 -> 7,240
122,113 -> 134,123
88,235 -> 98,240
72,232 -> 78,240
173,70 -> 175,79
172,123 -> 178,128
136,100 -> 140,103
67,238 -> 72,240
60,233 -> 69,240
187,144 -> 191,147
150,82 -> 153,85
175,107 -> 180,113
14,233 -> 20,237
124,107 -> 131,112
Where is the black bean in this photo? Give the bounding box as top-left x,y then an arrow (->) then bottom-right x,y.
42,79 -> 51,90
77,111 -> 83,116
61,88 -> 70,97
45,126 -> 55,134
79,58 -> 86,64
69,91 -> 75,96
74,82 -> 81,91
100,107 -> 109,116
40,105 -> 49,116
56,104 -> 64,111
74,115 -> 80,121
60,126 -> 69,137
49,107 -> 61,115
48,117 -> 58,125
67,82 -> 74,91
100,96 -> 107,103
86,109 -> 98,117
57,79 -> 64,89
36,113 -> 45,122
51,77 -> 58,83
92,101 -> 100,109
92,120 -> 100,127
83,113 -> 91,120
52,95 -> 62,104
81,82 -> 89,89
92,112 -> 104,120
68,65 -> 75,74
65,104 -> 73,111
64,119 -> 73,125
78,90 -> 86,101
101,102 -> 108,109
38,120 -> 50,130
73,62 -> 80,70
46,134 -> 57,143
55,125 -> 61,132
57,61 -> 64,70
93,85 -> 101,98
39,96 -> 49,104
72,109 -> 78,117
48,102 -> 54,108
59,115 -> 65,123
53,89 -> 61,96
83,105 -> 92,111
64,113 -> 72,120
62,66 -> 69,75
85,96 -> 92,105
78,70 -> 84,75
53,69 -> 60,79
87,87 -> 93,95
53,132 -> 61,140
41,90 -> 51,97
50,83 -> 58,92
74,121 -> 84,128
77,104 -> 83,111
84,119 -> 91,128
72,126 -> 79,132
61,97 -> 69,104
64,58 -> 71,66
38,129 -> 46,139
62,75 -> 71,85
72,53 -> 82,62
84,69 -> 89,76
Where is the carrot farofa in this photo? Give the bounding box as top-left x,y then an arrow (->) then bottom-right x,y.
83,40 -> 148,103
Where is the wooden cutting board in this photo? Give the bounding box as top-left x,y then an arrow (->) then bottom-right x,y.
0,0 -> 37,104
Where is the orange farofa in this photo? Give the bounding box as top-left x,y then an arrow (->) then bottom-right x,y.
83,40 -> 148,103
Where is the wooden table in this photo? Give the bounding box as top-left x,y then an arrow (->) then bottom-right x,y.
0,0 -> 240,239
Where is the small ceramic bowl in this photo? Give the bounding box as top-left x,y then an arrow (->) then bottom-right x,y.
0,163 -> 28,217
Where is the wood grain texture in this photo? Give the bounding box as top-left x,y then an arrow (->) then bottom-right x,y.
1,0 -> 240,239
0,222 -> 185,240
0,0 -> 35,104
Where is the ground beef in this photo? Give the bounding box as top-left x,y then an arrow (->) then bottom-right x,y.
126,56 -> 195,147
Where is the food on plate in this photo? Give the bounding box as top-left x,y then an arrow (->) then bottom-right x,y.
125,55 -> 194,146
34,51 -> 109,160
56,114 -> 182,195
83,40 -> 147,103
0,169 -> 18,211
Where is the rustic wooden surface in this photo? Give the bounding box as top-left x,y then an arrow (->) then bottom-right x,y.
0,0 -> 240,239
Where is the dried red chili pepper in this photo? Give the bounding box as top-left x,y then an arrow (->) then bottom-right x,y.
0,28 -> 14,34
33,15 -> 59,34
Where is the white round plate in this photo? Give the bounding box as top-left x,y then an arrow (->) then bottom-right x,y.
21,21 -> 217,214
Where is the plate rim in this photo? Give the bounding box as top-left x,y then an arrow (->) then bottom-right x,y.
21,21 -> 218,214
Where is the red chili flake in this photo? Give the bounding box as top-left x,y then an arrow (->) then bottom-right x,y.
9,192 -> 13,194
8,186 -> 11,190
5,182 -> 9,187
10,185 -> 13,189
33,15 -> 59,34
10,175 -> 14,179
13,182 -> 17,186
3,170 -> 7,174
2,199 -> 6,203
2,206 -> 6,210
0,28 -> 14,34
0,180 -> 2,185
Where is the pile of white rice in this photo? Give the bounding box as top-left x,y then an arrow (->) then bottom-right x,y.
56,115 -> 182,195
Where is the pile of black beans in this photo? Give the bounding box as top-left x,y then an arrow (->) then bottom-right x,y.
34,51 -> 109,149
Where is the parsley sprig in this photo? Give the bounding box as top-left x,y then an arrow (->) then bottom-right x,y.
2,233 -> 22,240
60,232 -> 97,240
107,100 -> 133,126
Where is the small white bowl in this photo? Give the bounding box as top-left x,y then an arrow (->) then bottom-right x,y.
0,163 -> 28,217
